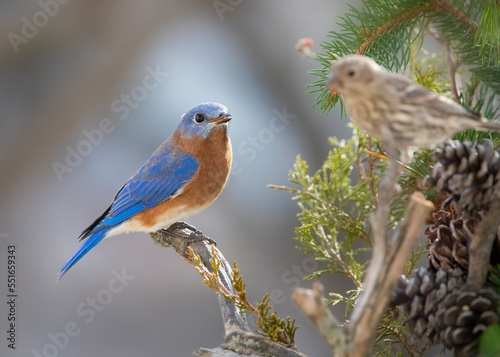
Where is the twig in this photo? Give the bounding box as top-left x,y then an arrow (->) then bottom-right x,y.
327,4 -> 432,102
365,138 -> 379,209
354,4 -> 432,55
371,145 -> 400,253
295,38 -> 316,59
353,0 -> 478,56
268,184 -> 372,247
290,171 -> 433,357
195,331 -> 305,357
327,0 -> 477,102
347,186 -> 433,357
185,249 -> 259,315
184,247 -> 298,348
391,324 -> 422,357
427,26 -> 462,103
434,0 -> 478,36
151,226 -> 250,336
292,282 -> 351,355
466,203 -> 500,290
317,225 -> 363,289
445,44 -> 461,103
150,225 -> 307,357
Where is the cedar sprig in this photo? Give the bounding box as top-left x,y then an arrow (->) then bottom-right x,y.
184,247 -> 298,347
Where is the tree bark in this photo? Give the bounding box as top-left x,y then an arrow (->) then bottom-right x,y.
150,223 -> 308,357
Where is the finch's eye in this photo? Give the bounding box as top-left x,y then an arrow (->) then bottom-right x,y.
194,113 -> 205,123
347,70 -> 355,77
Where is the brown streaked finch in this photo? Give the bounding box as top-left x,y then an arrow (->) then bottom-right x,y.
326,55 -> 500,161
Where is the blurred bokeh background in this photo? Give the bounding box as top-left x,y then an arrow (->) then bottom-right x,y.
0,1 -> 364,356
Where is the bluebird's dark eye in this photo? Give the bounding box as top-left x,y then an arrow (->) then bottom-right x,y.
194,113 -> 205,123
348,70 -> 355,77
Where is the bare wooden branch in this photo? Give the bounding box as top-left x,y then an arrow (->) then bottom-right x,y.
292,281 -> 351,355
467,203 -> 500,290
150,224 -> 250,336
288,143 -> 433,357
348,192 -> 433,357
427,26 -> 461,103
369,146 -> 399,260
150,224 -> 307,357
195,330 -> 306,357
444,44 -> 461,103
194,346 -> 261,357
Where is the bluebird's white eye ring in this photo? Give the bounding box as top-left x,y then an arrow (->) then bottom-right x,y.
194,113 -> 205,123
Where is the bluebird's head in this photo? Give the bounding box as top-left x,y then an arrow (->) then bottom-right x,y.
176,102 -> 232,138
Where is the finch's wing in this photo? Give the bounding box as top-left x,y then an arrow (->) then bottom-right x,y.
389,76 -> 480,120
79,146 -> 198,240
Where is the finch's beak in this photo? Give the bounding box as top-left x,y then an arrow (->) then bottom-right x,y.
210,114 -> 232,125
326,73 -> 340,90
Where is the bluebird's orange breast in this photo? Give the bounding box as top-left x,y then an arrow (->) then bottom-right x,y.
133,126 -> 232,230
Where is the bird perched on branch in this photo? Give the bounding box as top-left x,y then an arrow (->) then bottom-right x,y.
326,55 -> 500,161
58,102 -> 233,279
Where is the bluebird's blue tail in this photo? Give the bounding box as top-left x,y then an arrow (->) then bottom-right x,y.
58,230 -> 107,280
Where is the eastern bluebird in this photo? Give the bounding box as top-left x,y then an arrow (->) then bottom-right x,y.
58,102 -> 233,279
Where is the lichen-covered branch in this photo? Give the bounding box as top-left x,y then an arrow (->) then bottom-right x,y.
150,224 -> 307,357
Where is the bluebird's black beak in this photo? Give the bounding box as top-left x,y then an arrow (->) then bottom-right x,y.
210,113 -> 232,125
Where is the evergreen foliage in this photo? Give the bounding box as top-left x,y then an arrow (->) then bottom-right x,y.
309,0 -> 500,115
184,247 -> 298,348
276,0 -> 500,355
272,126 -> 428,355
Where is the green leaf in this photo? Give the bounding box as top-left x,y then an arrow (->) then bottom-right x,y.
480,323 -> 500,357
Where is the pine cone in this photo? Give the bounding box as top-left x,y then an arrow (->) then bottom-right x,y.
424,210 -> 500,270
435,286 -> 498,357
391,209 -> 500,354
395,266 -> 466,346
429,140 -> 500,217
393,267 -> 499,356
423,211 -> 470,274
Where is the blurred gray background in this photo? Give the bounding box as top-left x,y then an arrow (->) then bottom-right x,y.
0,1 -> 363,356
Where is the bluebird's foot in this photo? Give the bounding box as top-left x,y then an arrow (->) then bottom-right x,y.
166,221 -> 217,246
169,221 -> 198,233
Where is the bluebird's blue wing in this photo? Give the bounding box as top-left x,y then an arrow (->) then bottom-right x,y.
83,144 -> 199,238
58,143 -> 198,278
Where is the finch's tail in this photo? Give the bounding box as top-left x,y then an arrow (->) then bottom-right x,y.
58,230 -> 107,280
